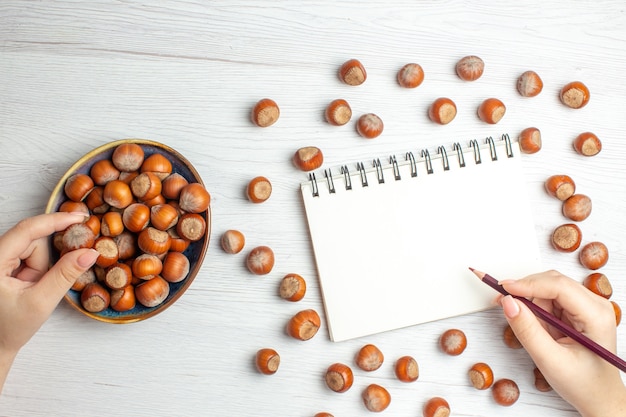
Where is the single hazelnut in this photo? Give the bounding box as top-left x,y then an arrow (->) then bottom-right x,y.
90,159 -> 120,186
83,215 -> 101,237
103,180 -> 134,209
100,211 -> 124,237
477,98 -> 506,124
111,143 -> 145,172
545,175 -> 576,201
562,194 -> 592,221
560,81 -> 590,109
255,348 -> 280,375
104,262 -> 132,290
161,252 -> 190,283
612,301 -> 622,326
279,273 -> 306,302
58,201 -> 89,214
110,285 -> 136,312
141,153 -> 172,180
176,213 -> 207,242
114,231 -> 137,260
220,230 -> 245,254
397,63 -> 424,88
339,59 -> 367,86
80,282 -> 110,313
455,55 -> 484,81
178,183 -> 211,213
130,172 -> 162,201
355,344 -> 384,371
134,275 -> 170,307
423,396 -> 450,417
439,328 -> 467,355
518,127 -> 542,154
533,367 -> 552,392
246,176 -> 272,203
325,363 -> 354,393
293,146 -> 324,171
492,378 -> 520,406
394,355 -> 419,382
132,253 -> 163,280
503,325 -> 523,349
573,132 -> 602,156
93,236 -> 119,268
122,203 -> 151,233
356,113 -> 384,139
150,203 -> 179,231
138,227 -> 172,255
64,173 -> 95,202
251,98 -> 280,127
246,245 -> 275,275
583,272 -> 613,299
579,241 -> 609,270
325,99 -> 352,126
286,309 -> 320,341
161,173 -> 188,200
428,98 -> 457,125
361,384 -> 391,412
516,70 -> 543,97
85,186 -> 110,214
62,223 -> 96,251
469,362 -> 494,390
314,413 -> 334,417
551,223 -> 582,252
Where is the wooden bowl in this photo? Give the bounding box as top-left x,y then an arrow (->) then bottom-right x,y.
45,139 -> 210,323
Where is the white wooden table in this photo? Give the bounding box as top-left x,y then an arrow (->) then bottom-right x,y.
1,1 -> 625,416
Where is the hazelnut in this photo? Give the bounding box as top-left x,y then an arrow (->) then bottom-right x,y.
246,245 -> 275,275
562,194 -> 592,221
314,413 -> 334,417
103,180 -> 133,209
255,348 -> 280,375
545,175 -> 576,201
62,223 -> 96,251
132,253 -> 163,280
64,173 -> 95,202
503,325 -> 523,349
518,127 -> 542,154
220,229 -> 245,254
533,367 -> 552,392
293,146 -> 324,172
111,143 -> 144,172
394,355 -> 419,382
355,344 -> 384,371
110,285 -> 136,312
178,183 -> 211,213
361,384 -> 391,412
141,153 -> 172,180
130,172 -> 162,201
84,215 -> 101,237
583,272 -> 613,299
85,186 -> 110,214
579,241 -> 609,270
339,59 -> 367,86
134,275 -> 170,307
93,236 -> 119,268
517,70 -> 543,97
560,81 -> 590,109
551,223 -> 582,252
477,98 -> 506,124
469,362 -> 494,390
423,396 -> 450,417
428,97 -> 457,125
138,227 -> 172,255
161,173 -> 188,200
279,273 -> 306,302
58,201 -> 89,214
150,203 -> 179,231
161,252 -> 190,283
246,176 -> 272,203
71,268 -> 96,292
612,301 -> 622,326
100,211 -> 124,237
286,309 -> 320,341
455,55 -> 484,81
325,363 -> 353,393
122,203 -> 151,233
251,98 -> 280,127
80,282 -> 110,313
90,159 -> 120,185
104,262 -> 132,290
176,213 -> 206,242
439,328 -> 467,355
356,113 -> 384,139
573,132 -> 602,156
492,378 -> 520,406
325,99 -> 352,126
397,63 -> 424,88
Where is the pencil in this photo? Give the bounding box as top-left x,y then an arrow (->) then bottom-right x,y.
469,267 -> 626,373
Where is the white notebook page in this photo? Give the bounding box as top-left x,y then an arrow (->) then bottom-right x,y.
300,139 -> 542,342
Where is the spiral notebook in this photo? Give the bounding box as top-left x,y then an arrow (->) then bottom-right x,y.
300,134 -> 542,342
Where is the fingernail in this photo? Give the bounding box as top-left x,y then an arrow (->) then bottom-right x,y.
68,211 -> 89,218
501,295 -> 521,319
77,249 -> 100,268
498,279 -> 516,286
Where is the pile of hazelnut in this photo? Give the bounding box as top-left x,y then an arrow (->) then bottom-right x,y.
54,143 -> 210,314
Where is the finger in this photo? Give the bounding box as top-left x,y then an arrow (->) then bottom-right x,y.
500,295 -> 565,371
14,237 -> 51,282
27,248 -> 99,314
0,212 -> 88,262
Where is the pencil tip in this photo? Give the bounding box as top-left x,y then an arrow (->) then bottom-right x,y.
468,267 -> 475,272
469,268 -> 486,279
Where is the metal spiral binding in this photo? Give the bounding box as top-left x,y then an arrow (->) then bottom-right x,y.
453,142 -> 466,167
373,158 -> 385,184
437,146 -> 450,171
308,172 -> 319,197
503,133 -> 514,158
470,139 -> 482,164
341,165 -> 352,190
390,155 -> 401,180
357,162 -> 368,187
324,169 -> 335,193
486,136 -> 497,161
421,149 -> 434,174
406,152 -> 417,177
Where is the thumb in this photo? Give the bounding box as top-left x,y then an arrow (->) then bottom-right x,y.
32,249 -> 100,311
501,295 -> 562,370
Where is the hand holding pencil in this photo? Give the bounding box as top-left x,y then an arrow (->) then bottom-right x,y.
474,269 -> 626,417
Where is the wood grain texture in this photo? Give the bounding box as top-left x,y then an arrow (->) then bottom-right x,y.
1,1 -> 626,416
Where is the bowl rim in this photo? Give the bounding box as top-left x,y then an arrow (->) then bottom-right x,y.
45,138 -> 210,324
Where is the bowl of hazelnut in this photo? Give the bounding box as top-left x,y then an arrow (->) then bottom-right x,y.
45,139 -> 211,323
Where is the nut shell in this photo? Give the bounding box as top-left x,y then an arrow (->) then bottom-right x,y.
397,63 -> 424,88
492,378 -> 520,406
251,98 -> 280,127
325,99 -> 352,126
428,98 -> 457,125
394,355 -> 419,382
135,275 -> 170,307
469,362 -> 494,390
325,363 -> 353,393
560,81 -> 590,109
361,384 -> 391,412
573,132 -> 602,156
246,245 -> 275,275
455,55 -> 484,81
516,71 -> 543,97
439,328 -> 467,355
339,59 -> 367,86
355,344 -> 384,371
255,348 -> 280,375
545,175 -> 576,201
423,396 -> 450,417
477,98 -> 506,124
579,241 -> 609,270
246,176 -> 272,203
286,309 -> 320,341
293,147 -> 324,171
356,113 -> 384,139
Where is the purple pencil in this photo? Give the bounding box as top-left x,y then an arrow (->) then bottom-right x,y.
470,267 -> 626,373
